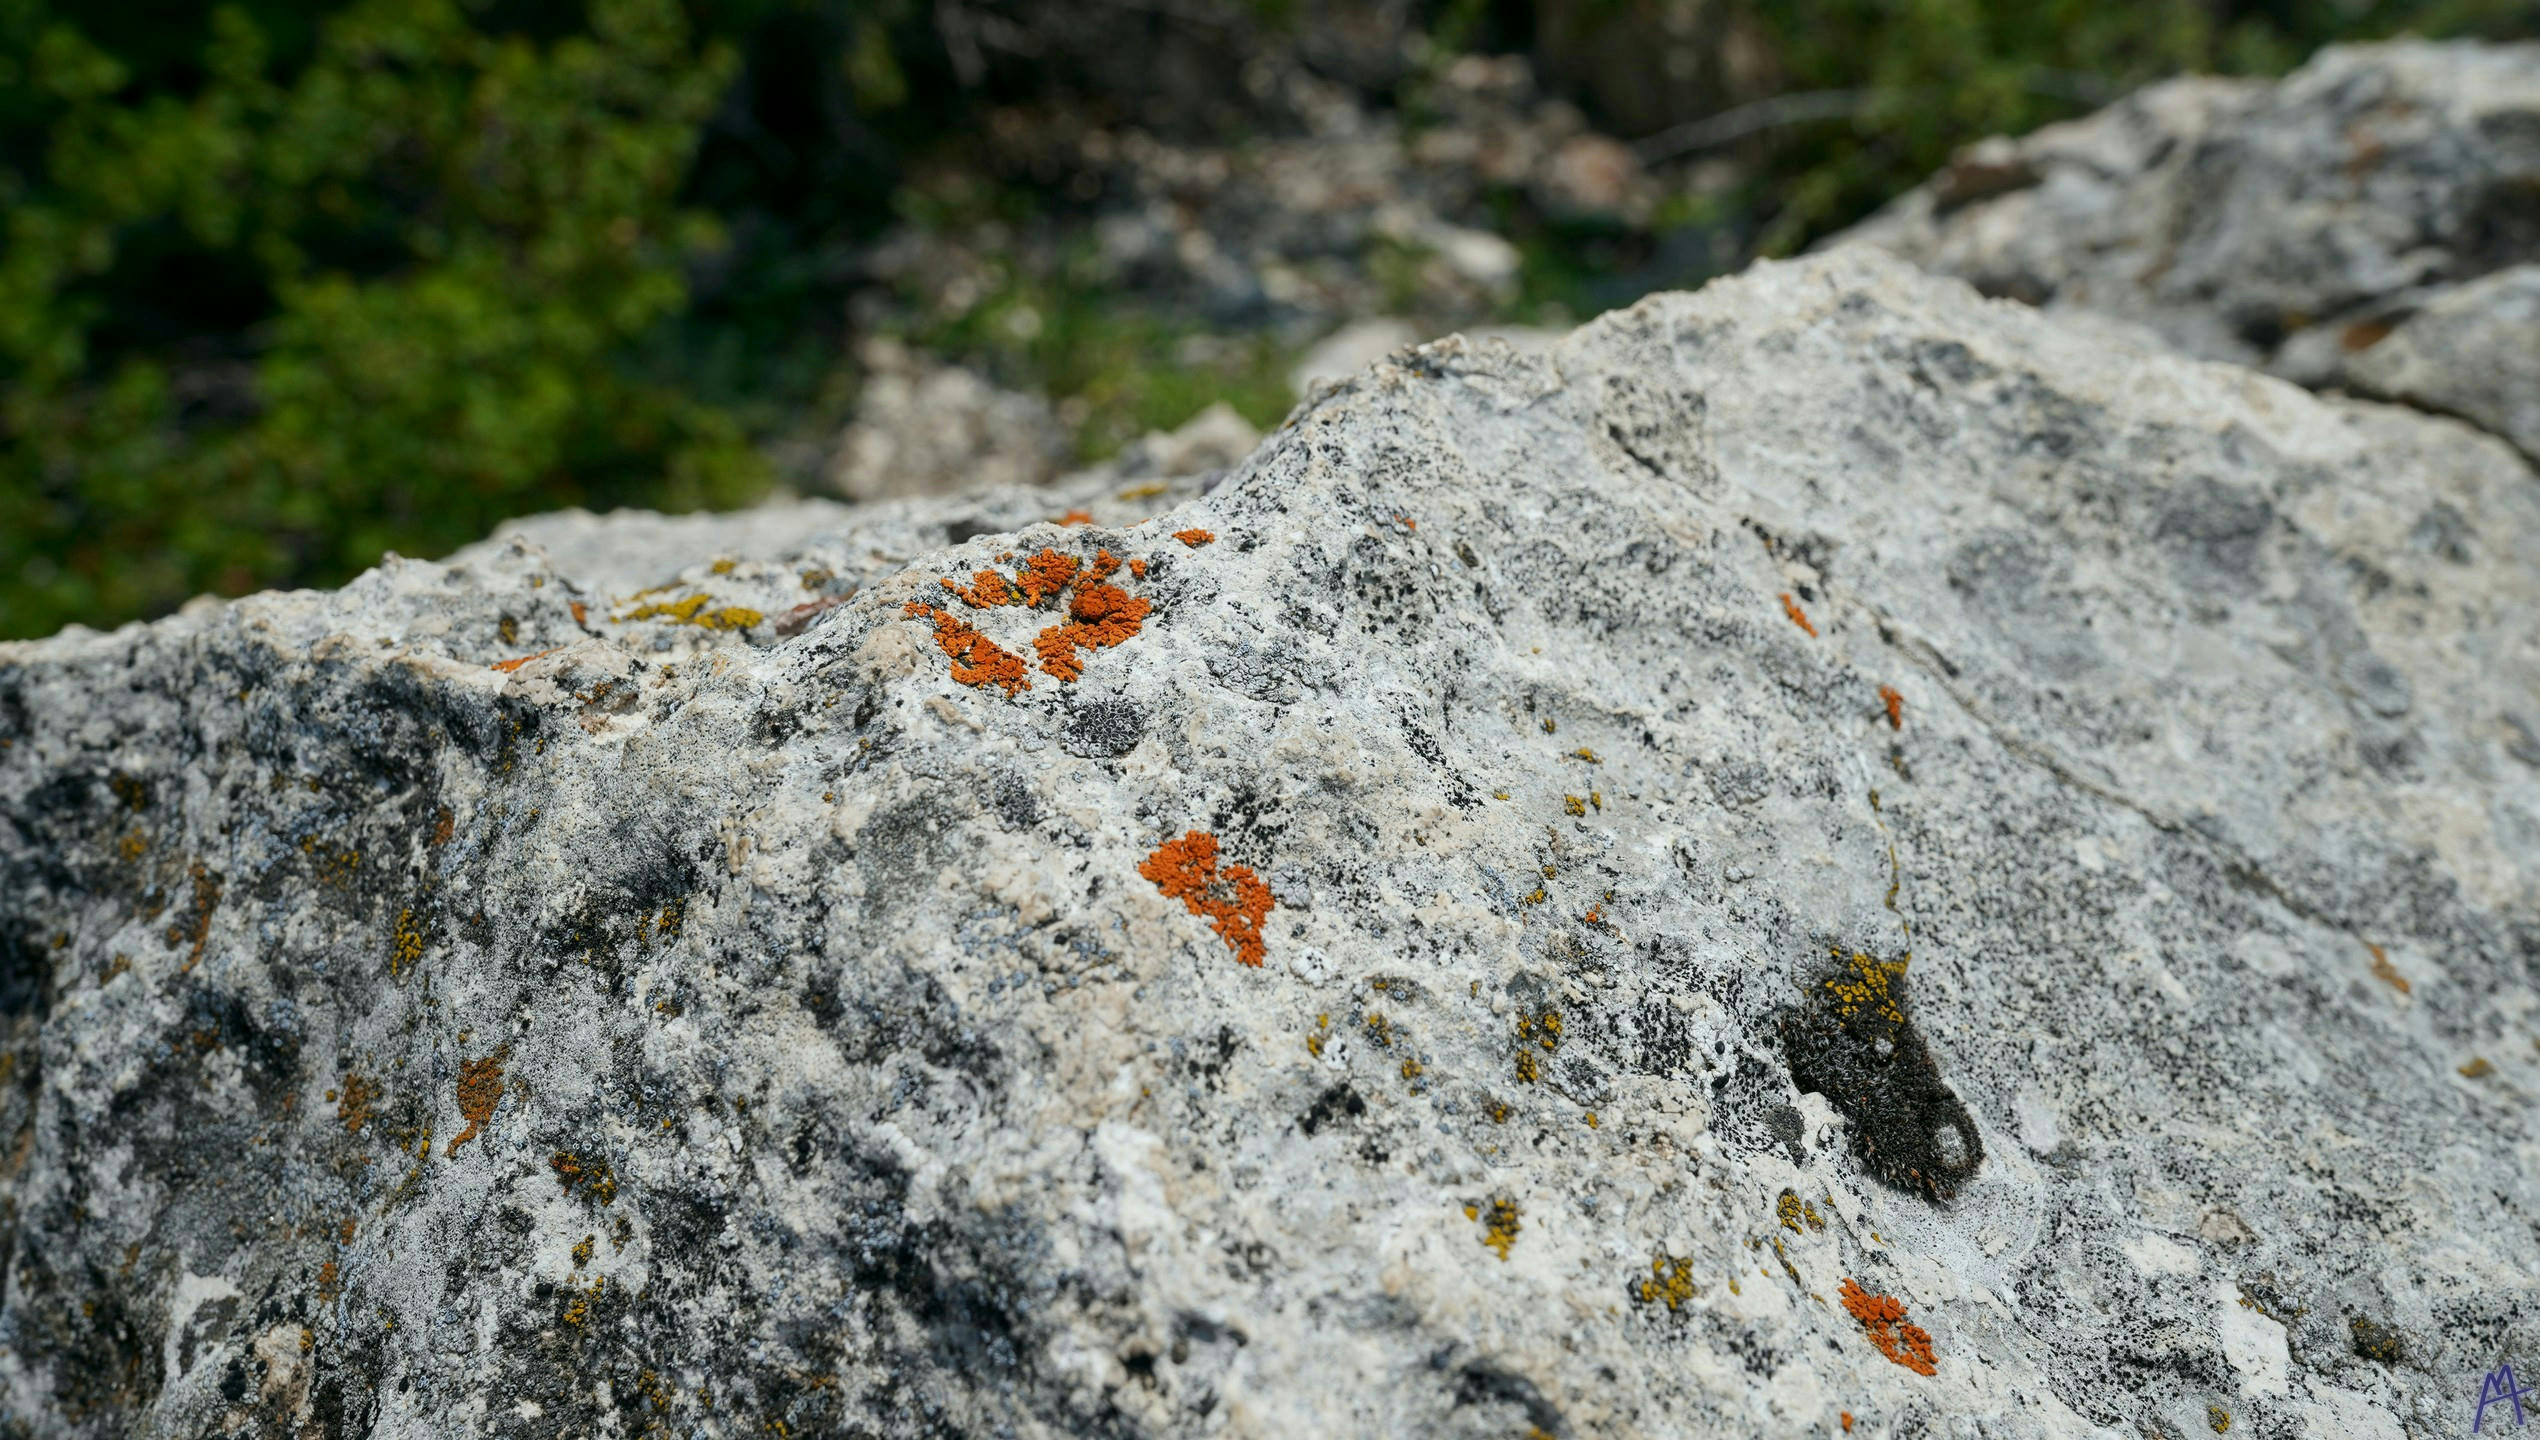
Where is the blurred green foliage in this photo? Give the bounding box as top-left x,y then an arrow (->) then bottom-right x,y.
1,0 -> 772,639
2,0 -> 2531,639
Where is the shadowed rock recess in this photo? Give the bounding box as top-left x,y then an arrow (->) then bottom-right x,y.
4,248 -> 2538,1438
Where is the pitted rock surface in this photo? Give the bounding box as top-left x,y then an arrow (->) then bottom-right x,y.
4,248 -> 2537,1438
1833,40 -> 2540,464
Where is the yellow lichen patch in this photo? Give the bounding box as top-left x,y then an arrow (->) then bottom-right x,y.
118,829 -> 148,861
1636,1254 -> 1700,1312
300,836 -> 362,887
1514,1050 -> 1540,1085
616,593 -> 764,631
1478,1198 -> 1522,1260
1563,795 -> 1586,817
1400,1057 -> 1425,1081
563,1274 -> 605,1326
1117,482 -> 1169,501
1823,947 -> 1907,1024
446,1051 -> 507,1156
1777,1189 -> 1825,1233
572,1235 -> 595,1268
2460,1057 -> 2494,1078
1484,1099 -> 1511,1123
1362,1012 -> 1394,1048
551,1151 -> 619,1205
1572,748 -> 1600,764
389,908 -> 424,978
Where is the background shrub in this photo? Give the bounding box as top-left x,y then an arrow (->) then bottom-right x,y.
2,0 -> 2530,640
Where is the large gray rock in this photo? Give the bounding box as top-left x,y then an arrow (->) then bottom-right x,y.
2335,262 -> 2540,463
1833,40 -> 2540,462
4,249 -> 2537,1438
825,340 -> 1071,502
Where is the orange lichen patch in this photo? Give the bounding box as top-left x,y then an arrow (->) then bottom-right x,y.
570,600 -> 589,626
167,861 -> 221,973
1055,509 -> 1095,526
1138,830 -> 1276,967
446,1051 -> 507,1156
1396,514 -> 1417,530
904,603 -> 1032,696
337,1072 -> 378,1134
1841,1278 -> 1937,1375
1174,529 -> 1216,547
1780,592 -> 1818,637
940,570 -> 1017,608
430,807 -> 454,847
489,648 -> 561,674
2366,942 -> 2410,995
316,1259 -> 341,1303
1035,583 -> 1152,681
1841,1413 -> 1854,1433
1878,684 -> 1904,730
1128,557 -> 1149,578
1015,548 -> 1083,607
1085,548 -> 1122,583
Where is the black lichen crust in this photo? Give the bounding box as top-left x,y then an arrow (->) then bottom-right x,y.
1778,948 -> 1983,1202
